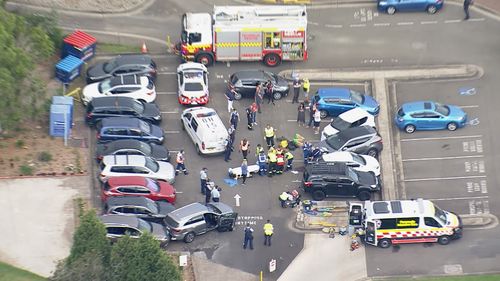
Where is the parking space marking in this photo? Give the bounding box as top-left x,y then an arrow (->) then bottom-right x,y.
157,72 -> 176,75
160,111 -> 179,114
164,130 -> 180,134
156,91 -> 177,95
463,139 -> 483,153
464,160 -> 485,173
421,21 -> 438,25
427,195 -> 489,201
404,175 -> 486,182
466,180 -> 488,193
444,19 -> 462,24
401,135 -> 482,142
470,199 -> 490,214
459,105 -> 480,109
350,24 -> 366,28
373,23 -> 390,27
469,18 -> 486,22
402,155 -> 483,162
397,22 -> 414,26
325,24 -> 343,28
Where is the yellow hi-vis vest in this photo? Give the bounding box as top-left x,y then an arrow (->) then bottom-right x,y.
268,152 -> 277,163
265,127 -> 275,138
264,223 -> 274,235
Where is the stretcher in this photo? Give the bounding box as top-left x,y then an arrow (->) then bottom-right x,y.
228,164 -> 259,178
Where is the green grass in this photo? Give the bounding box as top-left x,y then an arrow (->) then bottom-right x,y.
96,42 -> 141,54
0,261 -> 46,281
388,275 -> 500,281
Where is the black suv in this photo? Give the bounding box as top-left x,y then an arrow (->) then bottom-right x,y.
318,125 -> 383,158
86,54 -> 157,84
86,96 -> 161,126
229,70 -> 289,100
302,162 -> 380,201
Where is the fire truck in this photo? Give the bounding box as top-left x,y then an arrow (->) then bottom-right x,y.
177,5 -> 308,67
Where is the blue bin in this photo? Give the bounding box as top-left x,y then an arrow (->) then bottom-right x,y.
52,96 -> 74,128
50,104 -> 71,138
55,55 -> 84,84
62,30 -> 97,61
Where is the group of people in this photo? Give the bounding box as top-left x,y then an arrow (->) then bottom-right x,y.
243,220 -> 274,250
302,141 -> 323,165
199,167 -> 222,204
297,98 -> 321,134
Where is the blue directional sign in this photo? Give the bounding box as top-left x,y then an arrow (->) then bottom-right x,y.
459,87 -> 476,96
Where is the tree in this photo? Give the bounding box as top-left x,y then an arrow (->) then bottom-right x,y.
110,234 -> 182,281
50,250 -> 108,281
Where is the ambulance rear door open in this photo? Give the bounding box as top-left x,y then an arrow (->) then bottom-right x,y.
365,219 -> 377,246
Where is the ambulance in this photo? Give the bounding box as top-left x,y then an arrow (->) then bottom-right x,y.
177,5 -> 308,67
357,198 -> 462,248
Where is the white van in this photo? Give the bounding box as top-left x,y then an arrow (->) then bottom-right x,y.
181,107 -> 228,155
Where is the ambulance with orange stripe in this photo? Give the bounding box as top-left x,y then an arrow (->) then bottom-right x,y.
361,198 -> 462,248
177,5 -> 308,67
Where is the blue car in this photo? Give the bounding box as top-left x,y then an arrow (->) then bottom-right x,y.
395,101 -> 467,133
313,88 -> 379,119
377,0 -> 444,15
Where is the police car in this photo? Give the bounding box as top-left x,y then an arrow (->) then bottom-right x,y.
177,62 -> 209,105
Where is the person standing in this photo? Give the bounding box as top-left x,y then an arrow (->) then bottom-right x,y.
240,159 -> 248,185
230,108 -> 240,130
313,108 -> 321,134
292,78 -> 301,104
255,144 -> 264,156
225,85 -> 236,113
303,141 -> 313,165
267,148 -> 277,177
205,180 -> 213,205
464,0 -> 473,20
307,100 -> 316,128
175,150 -> 188,175
297,102 -> 306,126
263,220 -> 274,246
228,125 -> 236,148
250,102 -> 258,125
265,80 -> 275,105
246,105 -> 253,130
257,150 -> 267,176
302,78 -> 310,99
211,186 -> 221,202
285,150 -> 294,171
255,82 -> 264,113
264,124 -> 276,149
276,150 -> 285,174
243,223 -> 254,250
239,138 -> 250,160
224,136 -> 233,162
200,167 -> 208,195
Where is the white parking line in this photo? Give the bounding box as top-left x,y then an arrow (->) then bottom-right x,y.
373,23 -> 390,27
469,18 -> 485,22
421,21 -> 438,24
397,22 -> 414,26
427,195 -> 489,201
459,105 -> 480,109
287,119 -> 329,123
325,24 -> 343,28
157,72 -> 176,75
156,91 -> 177,95
401,135 -> 482,142
403,155 -> 484,162
444,19 -> 462,23
350,24 -> 366,28
165,131 -> 180,134
404,175 -> 487,182
160,111 -> 178,114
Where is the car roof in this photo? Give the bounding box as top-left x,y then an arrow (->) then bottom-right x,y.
100,214 -> 140,226
101,117 -> 142,127
338,108 -> 371,122
90,96 -> 140,108
337,125 -> 376,139
322,151 -> 354,162
232,69 -> 266,80
177,62 -> 207,72
102,154 -> 147,166
107,196 -> 153,207
114,54 -> 154,66
207,202 -> 233,214
401,101 -> 435,113
107,176 -> 148,186
182,106 -> 216,116
108,75 -> 143,87
167,202 -> 209,222
100,139 -> 147,151
317,87 -> 351,99
306,161 -> 348,175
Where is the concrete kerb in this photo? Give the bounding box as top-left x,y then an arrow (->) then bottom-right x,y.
191,251 -> 258,281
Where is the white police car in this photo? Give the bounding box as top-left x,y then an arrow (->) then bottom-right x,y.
177,62 -> 209,105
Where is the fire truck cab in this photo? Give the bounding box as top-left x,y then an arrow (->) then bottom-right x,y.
359,198 -> 462,248
179,5 -> 308,67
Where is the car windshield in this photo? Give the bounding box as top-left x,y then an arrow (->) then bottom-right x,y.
137,219 -> 152,233
146,200 -> 158,214
351,153 -> 366,165
434,204 -> 447,225
138,120 -> 151,134
184,82 -> 204,91
206,204 -> 222,214
330,117 -> 352,131
103,60 -> 117,73
145,178 -> 160,192
145,157 -> 159,172
349,90 -> 364,105
325,134 -> 347,150
98,80 -> 112,93
267,72 -> 279,83
346,167 -> 359,182
434,103 -> 450,116
397,107 -> 405,117
132,100 -> 145,113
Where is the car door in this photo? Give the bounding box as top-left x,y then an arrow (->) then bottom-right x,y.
410,112 -> 427,129
339,98 -> 356,113
240,79 -> 257,96
184,215 -> 208,235
398,0 -> 417,11
323,176 -> 340,196
342,136 -> 369,154
424,111 -> 446,129
106,226 -> 126,241
335,177 -> 356,197
411,0 -> 428,10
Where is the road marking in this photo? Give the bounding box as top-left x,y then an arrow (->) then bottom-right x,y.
165,131 -> 180,134
311,82 -> 366,86
160,111 -> 178,114
325,24 -> 343,28
404,175 -> 487,182
460,105 -> 479,108
428,196 -> 489,201
287,119 -> 329,123
156,91 -> 177,95
402,155 -> 483,162
469,18 -> 485,22
397,22 -> 414,26
401,135 -> 482,142
421,21 -> 438,24
445,19 -> 462,23
157,72 -> 176,75
309,21 -> 320,26
350,24 -> 366,28
373,23 -> 390,27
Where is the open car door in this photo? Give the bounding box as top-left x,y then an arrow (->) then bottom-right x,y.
365,219 -> 378,246
217,212 -> 238,232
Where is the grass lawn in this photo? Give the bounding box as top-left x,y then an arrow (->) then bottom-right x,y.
388,275 -> 500,281
0,262 -> 46,281
96,42 -> 141,54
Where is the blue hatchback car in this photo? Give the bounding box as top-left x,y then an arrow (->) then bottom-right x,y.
313,88 -> 379,119
395,101 -> 467,133
377,0 -> 444,15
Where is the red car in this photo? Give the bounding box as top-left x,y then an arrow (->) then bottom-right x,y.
101,176 -> 176,203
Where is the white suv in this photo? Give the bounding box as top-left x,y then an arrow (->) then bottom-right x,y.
82,75 -> 156,105
99,155 -> 175,183
181,107 -> 228,155
321,108 -> 376,141
321,151 -> 380,176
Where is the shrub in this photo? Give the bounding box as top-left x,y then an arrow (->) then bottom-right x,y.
15,140 -> 25,148
19,164 -> 34,175
38,151 -> 52,162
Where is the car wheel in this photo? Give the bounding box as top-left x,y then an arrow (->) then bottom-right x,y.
387,6 -> 396,15
320,110 -> 328,119
447,122 -> 458,131
404,124 -> 416,134
196,145 -> 202,155
427,5 -> 437,14
273,92 -> 282,100
184,232 -> 196,243
263,53 -> 281,67
438,235 -> 451,245
378,238 -> 392,248
312,190 -> 326,201
195,53 -> 213,66
357,191 -> 371,201
234,91 -> 243,100
367,148 -> 379,159
181,120 -> 185,131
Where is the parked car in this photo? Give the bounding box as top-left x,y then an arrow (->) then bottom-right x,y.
394,101 -> 468,133
86,54 -> 157,84
99,155 -> 175,184
95,139 -> 169,162
99,214 -> 170,248
229,70 -> 289,100
104,196 -> 175,223
302,162 -> 381,201
86,96 -> 161,126
313,87 -> 379,119
181,107 -> 228,155
321,107 -> 376,141
377,0 -> 444,15
318,125 -> 383,158
321,151 -> 381,177
101,176 -> 176,203
96,117 -> 164,144
164,202 -> 237,243
177,62 -> 209,105
82,75 -> 156,106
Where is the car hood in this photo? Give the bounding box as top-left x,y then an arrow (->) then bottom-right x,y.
143,103 -> 162,120
150,144 -> 170,161
150,221 -> 170,240
318,139 -> 335,153
321,124 -> 339,141
275,76 -> 290,89
361,155 -> 381,176
157,201 -> 176,216
361,95 -> 380,115
87,63 -> 109,80
357,171 -> 377,186
150,124 -> 164,138
158,161 -> 175,183
448,105 -> 467,120
82,82 -> 100,99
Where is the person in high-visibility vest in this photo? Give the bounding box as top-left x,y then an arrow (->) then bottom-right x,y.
255,144 -> 264,157
263,220 -> 274,246
257,151 -> 267,176
267,148 -> 277,177
239,138 -> 250,160
276,150 -> 285,174
264,124 -> 276,148
302,78 -> 310,99
175,150 -> 188,175
285,150 -> 294,171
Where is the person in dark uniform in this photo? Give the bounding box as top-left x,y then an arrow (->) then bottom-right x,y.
464,0 -> 473,20
246,105 -> 253,130
243,223 -> 254,250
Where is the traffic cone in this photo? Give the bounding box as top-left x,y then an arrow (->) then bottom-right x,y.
141,42 -> 148,53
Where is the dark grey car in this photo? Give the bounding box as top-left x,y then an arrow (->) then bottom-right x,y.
86,96 -> 161,126
104,196 -> 175,223
86,54 -> 157,84
95,139 -> 170,162
318,125 -> 383,158
229,70 -> 289,100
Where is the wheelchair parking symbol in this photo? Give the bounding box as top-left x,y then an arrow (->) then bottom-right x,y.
459,87 -> 476,96
468,118 -> 480,126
